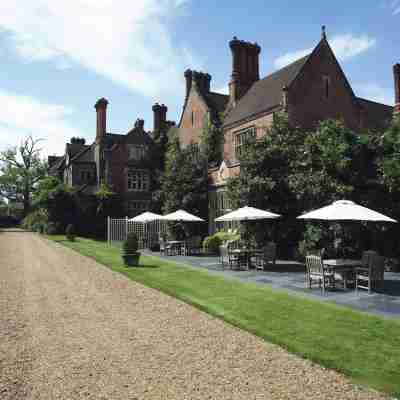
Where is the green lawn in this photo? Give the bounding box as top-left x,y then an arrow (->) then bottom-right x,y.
47,235 -> 400,396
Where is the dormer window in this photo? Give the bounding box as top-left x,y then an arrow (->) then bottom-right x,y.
322,75 -> 331,99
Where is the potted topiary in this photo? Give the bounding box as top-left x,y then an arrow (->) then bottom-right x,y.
122,232 -> 140,266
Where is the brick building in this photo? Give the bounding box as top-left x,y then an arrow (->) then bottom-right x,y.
49,99 -> 174,217
176,28 -> 398,233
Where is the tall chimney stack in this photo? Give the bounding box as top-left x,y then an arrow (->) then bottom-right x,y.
152,103 -> 168,131
394,63 -> 400,115
229,37 -> 261,106
184,69 -> 193,101
95,97 -> 108,143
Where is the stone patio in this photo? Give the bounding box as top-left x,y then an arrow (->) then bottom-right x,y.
144,251 -> 400,319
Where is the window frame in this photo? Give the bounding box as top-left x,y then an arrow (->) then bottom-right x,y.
127,169 -> 150,192
233,126 -> 256,159
128,144 -> 146,161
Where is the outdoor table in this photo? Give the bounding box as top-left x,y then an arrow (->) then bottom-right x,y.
167,240 -> 186,256
323,259 -> 362,289
231,248 -> 262,269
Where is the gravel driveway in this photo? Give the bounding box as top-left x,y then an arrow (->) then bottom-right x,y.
0,231 -> 388,399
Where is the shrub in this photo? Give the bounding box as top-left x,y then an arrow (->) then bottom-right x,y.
22,209 -> 48,231
214,230 -> 240,243
123,232 -> 139,254
203,235 -> 222,254
65,224 -> 75,241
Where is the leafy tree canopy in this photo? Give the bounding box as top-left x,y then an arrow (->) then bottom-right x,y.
0,136 -> 47,216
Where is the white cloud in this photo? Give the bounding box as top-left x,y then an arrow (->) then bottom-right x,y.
215,85 -> 229,95
274,33 -> 376,69
391,0 -> 400,14
354,83 -> 394,106
0,90 -> 85,158
0,0 -> 199,98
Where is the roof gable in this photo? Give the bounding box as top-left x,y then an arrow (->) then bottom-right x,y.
224,55 -> 309,127
125,128 -> 153,146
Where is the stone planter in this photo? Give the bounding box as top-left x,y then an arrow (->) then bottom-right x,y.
122,252 -> 141,267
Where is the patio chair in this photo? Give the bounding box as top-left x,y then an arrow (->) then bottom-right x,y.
159,238 -> 172,256
305,255 -> 335,294
228,248 -> 248,270
219,245 -> 230,269
356,253 -> 384,294
253,242 -> 276,270
186,236 -> 202,256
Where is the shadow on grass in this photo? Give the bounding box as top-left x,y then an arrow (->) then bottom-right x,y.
375,280 -> 400,297
125,264 -> 160,270
263,263 -> 306,273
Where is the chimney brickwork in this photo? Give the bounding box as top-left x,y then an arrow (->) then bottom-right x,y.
229,37 -> 261,106
94,97 -> 108,143
152,103 -> 168,131
394,63 -> 400,115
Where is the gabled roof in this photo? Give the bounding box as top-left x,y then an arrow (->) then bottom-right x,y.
205,91 -> 229,115
66,142 -> 88,158
49,155 -> 65,173
357,97 -> 394,130
125,128 -> 153,146
71,144 -> 95,163
224,55 -> 309,127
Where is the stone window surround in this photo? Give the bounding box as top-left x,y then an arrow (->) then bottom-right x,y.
127,169 -> 150,192
233,126 -> 256,159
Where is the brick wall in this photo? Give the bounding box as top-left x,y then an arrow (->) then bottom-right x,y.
288,42 -> 360,131
178,88 -> 209,147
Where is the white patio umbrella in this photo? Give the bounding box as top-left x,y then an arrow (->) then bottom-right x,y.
162,209 -> 205,222
215,206 -> 281,222
297,200 -> 397,223
129,211 -> 164,248
129,211 -> 163,222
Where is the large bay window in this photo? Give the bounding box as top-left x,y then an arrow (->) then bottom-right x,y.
127,169 -> 150,191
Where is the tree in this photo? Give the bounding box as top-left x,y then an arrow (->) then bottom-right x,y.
161,132 -> 208,217
0,136 -> 47,216
200,113 -> 224,167
225,113 -> 387,256
161,131 -> 208,237
33,176 -> 76,232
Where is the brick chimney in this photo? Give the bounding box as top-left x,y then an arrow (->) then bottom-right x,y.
394,63 -> 400,115
229,37 -> 261,106
193,71 -> 211,94
152,103 -> 168,131
134,118 -> 145,131
184,69 -> 192,101
94,97 -> 108,143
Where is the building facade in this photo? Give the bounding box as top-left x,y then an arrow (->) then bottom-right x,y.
176,29 -> 398,233
49,99 -> 175,217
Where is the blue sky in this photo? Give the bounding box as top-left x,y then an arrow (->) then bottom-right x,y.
0,0 -> 398,157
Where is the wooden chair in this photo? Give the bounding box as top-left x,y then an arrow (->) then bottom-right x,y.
254,242 -> 277,270
356,253 -> 384,294
305,255 -> 335,294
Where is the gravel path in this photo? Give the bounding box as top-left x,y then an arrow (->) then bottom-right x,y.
0,231 -> 389,399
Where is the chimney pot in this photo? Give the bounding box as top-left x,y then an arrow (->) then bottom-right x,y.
95,97 -> 108,142
229,37 -> 261,106
152,103 -> 168,131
